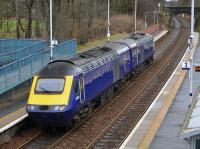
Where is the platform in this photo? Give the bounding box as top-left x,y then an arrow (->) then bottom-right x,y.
153,30 -> 168,42
119,33 -> 199,149
0,31 -> 168,135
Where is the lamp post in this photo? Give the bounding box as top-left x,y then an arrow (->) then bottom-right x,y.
135,0 -> 137,33
158,3 -> 161,24
189,0 -> 195,100
157,12 -> 159,24
145,12 -> 149,29
158,3 -> 161,13
50,0 -> 53,61
154,11 -> 156,24
153,11 -> 159,25
107,0 -> 111,42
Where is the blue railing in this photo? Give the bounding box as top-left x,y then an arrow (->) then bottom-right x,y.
0,39 -> 42,54
0,41 -> 46,66
0,39 -> 77,95
53,39 -> 77,59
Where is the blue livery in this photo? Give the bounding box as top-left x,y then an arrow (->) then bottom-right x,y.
26,32 -> 154,127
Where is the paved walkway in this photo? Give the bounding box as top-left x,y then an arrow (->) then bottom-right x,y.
150,37 -> 200,149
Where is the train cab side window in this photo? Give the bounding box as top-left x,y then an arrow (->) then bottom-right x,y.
79,78 -> 84,90
74,80 -> 79,95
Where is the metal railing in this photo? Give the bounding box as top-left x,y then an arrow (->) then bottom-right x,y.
0,39 -> 77,95
0,39 -> 42,54
53,39 -> 77,59
0,41 -> 46,66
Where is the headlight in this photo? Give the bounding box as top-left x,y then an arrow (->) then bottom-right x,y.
54,106 -> 59,111
54,105 -> 66,111
59,105 -> 66,111
26,105 -> 35,111
30,105 -> 35,110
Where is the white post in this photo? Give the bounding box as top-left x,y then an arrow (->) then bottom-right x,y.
107,0 -> 111,42
191,0 -> 194,35
157,12 -> 159,24
158,3 -> 161,13
145,12 -> 148,29
158,3 -> 161,24
189,0 -> 195,101
50,0 -> 53,61
135,0 -> 137,33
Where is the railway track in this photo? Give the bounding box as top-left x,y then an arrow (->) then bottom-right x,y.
17,128 -> 66,149
50,17 -> 189,149
88,17 -> 189,149
87,18 -> 189,149
1,17 -> 189,149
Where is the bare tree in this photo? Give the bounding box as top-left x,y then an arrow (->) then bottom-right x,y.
34,0 -> 41,38
25,0 -> 34,38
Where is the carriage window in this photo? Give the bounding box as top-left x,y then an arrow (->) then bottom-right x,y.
35,78 -> 65,94
196,139 -> 200,149
134,48 -> 138,56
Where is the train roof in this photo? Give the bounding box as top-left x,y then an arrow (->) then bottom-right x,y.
66,47 -> 115,66
38,32 -> 154,76
104,42 -> 128,51
128,32 -> 153,41
37,60 -> 82,77
54,47 -> 118,73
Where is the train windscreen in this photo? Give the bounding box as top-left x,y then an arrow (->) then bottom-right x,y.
35,78 -> 65,94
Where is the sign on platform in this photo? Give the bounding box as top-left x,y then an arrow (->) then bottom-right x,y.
52,40 -> 58,46
195,62 -> 200,72
182,61 -> 190,70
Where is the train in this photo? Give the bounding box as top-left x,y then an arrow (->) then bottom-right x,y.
26,32 -> 154,127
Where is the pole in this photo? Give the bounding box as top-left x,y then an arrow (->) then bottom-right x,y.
107,0 -> 110,42
158,3 -> 161,13
145,12 -> 147,29
145,12 -> 148,29
154,11 -> 156,24
158,3 -> 161,24
189,0 -> 195,101
191,0 -> 194,35
50,0 -> 53,61
157,12 -> 159,24
135,0 -> 137,33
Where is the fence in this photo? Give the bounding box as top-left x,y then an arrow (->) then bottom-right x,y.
0,39 -> 42,54
0,39 -> 77,95
0,41 -> 46,66
53,39 -> 77,59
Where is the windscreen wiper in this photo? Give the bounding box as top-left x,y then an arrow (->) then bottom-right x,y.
39,86 -> 51,93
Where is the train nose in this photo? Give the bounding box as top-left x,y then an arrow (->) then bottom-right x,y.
26,105 -> 73,127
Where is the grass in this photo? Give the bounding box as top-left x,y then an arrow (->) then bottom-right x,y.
0,19 -> 45,38
77,32 -> 128,53
0,18 -> 130,51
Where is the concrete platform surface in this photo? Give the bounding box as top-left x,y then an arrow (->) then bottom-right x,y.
150,35 -> 200,149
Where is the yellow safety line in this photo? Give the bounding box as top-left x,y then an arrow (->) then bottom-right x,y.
138,69 -> 186,149
138,33 -> 199,149
0,106 -> 26,124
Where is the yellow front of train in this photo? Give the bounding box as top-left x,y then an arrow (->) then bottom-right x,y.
26,75 -> 75,127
